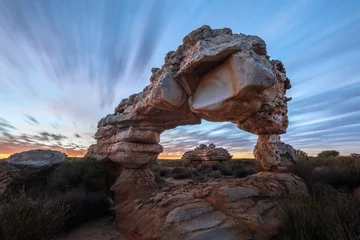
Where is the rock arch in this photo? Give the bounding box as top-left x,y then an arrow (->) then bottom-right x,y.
86,26 -> 296,194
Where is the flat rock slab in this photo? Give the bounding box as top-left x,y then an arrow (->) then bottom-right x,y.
6,149 -> 66,168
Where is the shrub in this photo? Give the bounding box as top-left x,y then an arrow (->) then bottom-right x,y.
295,149 -> 309,161
211,162 -> 224,171
220,167 -> 233,176
278,184 -> 360,240
58,188 -> 110,229
171,167 -> 183,174
159,168 -> 170,177
172,170 -> 191,179
0,192 -> 69,240
317,150 -> 340,158
47,158 -> 108,193
292,157 -> 360,191
154,172 -> 166,188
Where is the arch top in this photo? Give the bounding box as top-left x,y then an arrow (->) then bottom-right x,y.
86,25 -> 296,184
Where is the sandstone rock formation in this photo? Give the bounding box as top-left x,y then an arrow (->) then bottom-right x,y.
182,143 -> 232,166
6,149 -> 66,168
115,172 -> 308,240
1,150 -> 66,197
350,153 -> 360,158
86,25 -> 295,194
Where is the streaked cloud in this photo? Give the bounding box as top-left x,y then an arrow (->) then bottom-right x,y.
1,0 -> 360,159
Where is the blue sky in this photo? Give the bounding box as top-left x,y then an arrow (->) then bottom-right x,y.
0,0 -> 360,158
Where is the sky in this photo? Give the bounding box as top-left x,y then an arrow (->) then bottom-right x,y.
1,0 -> 360,159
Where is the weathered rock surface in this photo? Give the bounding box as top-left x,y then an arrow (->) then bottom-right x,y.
182,143 -> 232,166
115,172 -> 308,240
0,150 -> 66,197
86,25 -> 294,194
254,135 -> 296,172
350,153 -> 360,158
6,149 -> 66,169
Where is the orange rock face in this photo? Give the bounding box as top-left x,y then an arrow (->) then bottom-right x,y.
114,172 -> 308,240
86,25 -> 295,193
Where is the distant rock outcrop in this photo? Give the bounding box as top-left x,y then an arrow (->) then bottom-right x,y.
181,143 -> 232,165
350,153 -> 360,158
0,150 -> 66,197
6,149 -> 66,169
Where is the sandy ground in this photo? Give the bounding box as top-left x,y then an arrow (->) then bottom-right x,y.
52,216 -> 126,240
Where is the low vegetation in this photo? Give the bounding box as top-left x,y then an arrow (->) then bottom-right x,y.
278,184 -> 360,240
0,158 -> 110,240
0,192 -> 69,240
151,159 -> 261,188
278,151 -> 360,240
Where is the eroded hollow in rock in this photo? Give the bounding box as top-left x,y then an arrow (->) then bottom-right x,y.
86,25 -> 296,195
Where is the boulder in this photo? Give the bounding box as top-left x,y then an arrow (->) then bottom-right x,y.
350,153 -> 360,158
115,172 -> 308,240
0,150 -> 66,197
6,149 -> 66,169
181,143 -> 232,166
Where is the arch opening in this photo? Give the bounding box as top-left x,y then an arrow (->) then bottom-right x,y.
86,26 -> 296,195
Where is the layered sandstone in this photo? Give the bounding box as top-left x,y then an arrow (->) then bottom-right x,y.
115,172 -> 308,240
86,25 -> 295,194
181,143 -> 232,166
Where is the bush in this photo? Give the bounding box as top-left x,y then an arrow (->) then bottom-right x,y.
47,158 -> 108,193
292,157 -> 360,190
171,167 -> 183,174
295,149 -> 309,161
58,189 -> 110,229
211,162 -> 224,171
0,192 -> 69,240
159,168 -> 170,177
317,150 -> 340,158
172,171 -> 191,179
220,167 -> 233,176
154,172 -> 166,188
278,184 -> 360,240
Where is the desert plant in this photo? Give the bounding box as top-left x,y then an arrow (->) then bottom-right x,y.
172,171 -> 191,179
58,188 -> 110,229
278,184 -> 360,240
317,150 -> 340,158
292,157 -> 360,191
0,192 -> 69,240
171,167 -> 183,174
295,149 -> 309,161
47,158 -> 108,193
159,168 -> 170,177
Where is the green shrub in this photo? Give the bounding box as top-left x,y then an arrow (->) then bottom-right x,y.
292,157 -> 360,191
172,171 -> 190,179
0,192 -> 69,240
47,158 -> 108,193
154,172 -> 166,188
211,162 -> 224,171
58,188 -> 110,229
159,168 -> 170,177
171,167 -> 183,174
220,167 -> 233,176
278,184 -> 360,240
317,150 -> 340,158
295,149 -> 309,161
